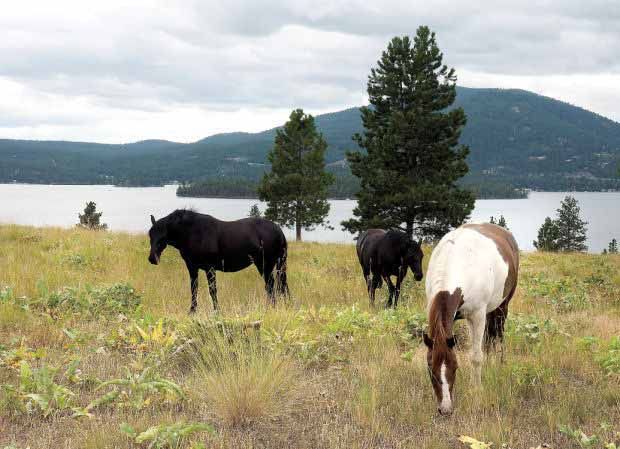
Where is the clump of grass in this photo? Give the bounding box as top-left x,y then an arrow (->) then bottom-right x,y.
186,324 -> 300,427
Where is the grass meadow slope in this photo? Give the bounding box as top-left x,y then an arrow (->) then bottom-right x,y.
1,225 -> 619,448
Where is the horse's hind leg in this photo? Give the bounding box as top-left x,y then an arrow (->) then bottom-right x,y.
186,264 -> 199,314
261,258 -> 277,305
206,268 -> 218,311
369,274 -> 381,306
484,289 -> 515,353
384,276 -> 396,308
275,250 -> 289,297
468,310 -> 486,387
484,304 -> 507,352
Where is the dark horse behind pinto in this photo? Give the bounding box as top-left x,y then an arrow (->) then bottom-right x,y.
148,209 -> 289,313
356,229 -> 424,307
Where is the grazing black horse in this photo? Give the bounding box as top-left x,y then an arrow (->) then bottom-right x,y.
148,209 -> 289,313
356,229 -> 424,307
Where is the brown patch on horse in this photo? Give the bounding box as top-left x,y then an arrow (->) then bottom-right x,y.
462,223 -> 519,299
425,289 -> 464,413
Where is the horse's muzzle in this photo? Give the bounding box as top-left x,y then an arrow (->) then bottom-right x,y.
414,272 -> 423,282
148,253 -> 159,265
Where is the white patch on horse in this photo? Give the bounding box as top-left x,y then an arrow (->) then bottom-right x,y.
426,227 -> 509,317
439,362 -> 452,412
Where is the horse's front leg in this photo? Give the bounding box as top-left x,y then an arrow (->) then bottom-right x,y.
393,268 -> 406,308
468,310 -> 486,387
187,266 -> 199,314
206,267 -> 218,311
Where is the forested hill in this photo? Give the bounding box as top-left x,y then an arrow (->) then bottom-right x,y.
1,87 -> 619,194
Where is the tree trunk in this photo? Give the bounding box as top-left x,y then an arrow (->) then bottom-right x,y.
405,220 -> 414,239
296,203 -> 302,241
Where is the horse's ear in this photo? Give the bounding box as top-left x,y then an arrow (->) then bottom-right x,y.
423,333 -> 433,348
150,214 -> 156,226
447,336 -> 457,348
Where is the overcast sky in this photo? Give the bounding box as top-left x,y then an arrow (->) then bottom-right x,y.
1,0 -> 619,143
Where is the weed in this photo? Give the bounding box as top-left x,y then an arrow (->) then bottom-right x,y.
121,421 -> 215,449
0,337 -> 46,370
94,366 -> 185,410
1,361 -> 77,418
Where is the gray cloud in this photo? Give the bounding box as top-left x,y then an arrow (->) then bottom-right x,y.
0,0 -> 619,142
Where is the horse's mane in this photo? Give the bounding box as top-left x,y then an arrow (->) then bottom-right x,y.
385,229 -> 420,248
429,289 -> 463,342
168,208 -> 199,220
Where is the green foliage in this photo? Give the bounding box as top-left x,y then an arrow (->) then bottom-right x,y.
577,335 -> 620,379
533,217 -> 561,251
31,283 -> 140,317
534,196 -> 588,252
506,314 -> 559,346
258,109 -> 334,240
94,366 -> 185,410
248,203 -> 262,218
605,238 -> 618,254
558,424 -> 618,448
343,28 -> 475,239
523,272 -> 591,312
121,421 -> 214,449
1,361 -> 77,417
0,337 -> 46,370
77,201 -> 107,230
489,215 -> 509,229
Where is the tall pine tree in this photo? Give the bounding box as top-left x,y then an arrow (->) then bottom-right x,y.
258,109 -> 334,241
342,27 -> 474,240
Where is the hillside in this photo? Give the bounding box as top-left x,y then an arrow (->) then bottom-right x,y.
1,87 -> 619,193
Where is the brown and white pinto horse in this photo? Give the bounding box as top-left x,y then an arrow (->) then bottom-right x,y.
423,223 -> 519,415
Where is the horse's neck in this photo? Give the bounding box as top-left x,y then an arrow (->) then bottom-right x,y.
429,289 -> 463,339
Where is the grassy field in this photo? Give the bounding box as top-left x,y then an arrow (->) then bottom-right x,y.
0,224 -> 619,449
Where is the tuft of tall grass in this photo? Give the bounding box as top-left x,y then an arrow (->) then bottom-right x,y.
184,322 -> 301,428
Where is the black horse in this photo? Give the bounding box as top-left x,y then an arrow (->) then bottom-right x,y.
356,229 -> 424,307
148,209 -> 289,313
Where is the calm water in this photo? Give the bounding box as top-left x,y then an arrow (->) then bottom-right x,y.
0,184 -> 618,252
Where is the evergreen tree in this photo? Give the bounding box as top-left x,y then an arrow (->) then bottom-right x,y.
533,217 -> 560,251
607,238 -> 618,254
555,196 -> 588,252
490,215 -> 509,229
258,109 -> 334,241
248,204 -> 262,218
342,27 -> 475,240
533,196 -> 588,252
77,201 -> 107,230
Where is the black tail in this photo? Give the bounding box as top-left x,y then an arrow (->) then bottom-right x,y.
276,238 -> 290,297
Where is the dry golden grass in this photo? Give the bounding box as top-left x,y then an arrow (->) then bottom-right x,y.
0,224 -> 619,449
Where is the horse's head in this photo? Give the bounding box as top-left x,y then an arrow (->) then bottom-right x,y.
148,214 -> 168,265
423,332 -> 458,415
403,239 -> 424,281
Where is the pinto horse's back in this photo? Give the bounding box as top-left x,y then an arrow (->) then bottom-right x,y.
426,224 -> 519,317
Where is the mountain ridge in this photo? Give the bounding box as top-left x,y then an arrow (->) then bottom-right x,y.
1,86 -> 619,194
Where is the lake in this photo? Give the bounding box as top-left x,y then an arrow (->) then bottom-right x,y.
0,184 -> 617,252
